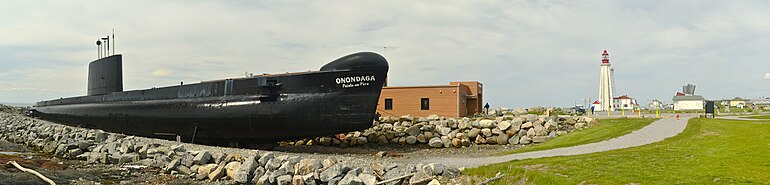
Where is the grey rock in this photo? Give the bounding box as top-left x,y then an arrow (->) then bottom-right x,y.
519,136 -> 532,144
440,136 -> 451,148
302,173 -> 316,185
298,158 -> 322,175
508,135 -> 520,145
428,138 -> 443,148
180,153 -> 194,167
164,158 -> 181,173
481,128 -> 492,137
193,151 -> 211,165
442,167 -> 461,178
479,120 -> 495,128
176,165 -> 193,175
339,173 -> 364,185
532,136 -> 548,143
320,163 -> 351,182
497,120 -> 512,131
467,128 -> 480,138
250,166 -> 266,183
266,158 -> 283,171
67,148 -> 83,159
422,163 -> 445,176
408,171 -> 433,185
276,175 -> 292,185
255,173 -> 271,185
436,126 -> 451,136
94,132 -> 108,142
405,125 -> 421,136
235,155 -> 261,183
259,152 -> 276,166
119,153 -> 139,164
405,136 -> 417,144
496,134 -> 509,145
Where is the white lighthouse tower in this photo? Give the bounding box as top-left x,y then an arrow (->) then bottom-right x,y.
597,50 -> 614,112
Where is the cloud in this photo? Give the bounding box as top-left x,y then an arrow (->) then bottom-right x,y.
1,1 -> 770,106
765,73 -> 770,80
151,69 -> 171,77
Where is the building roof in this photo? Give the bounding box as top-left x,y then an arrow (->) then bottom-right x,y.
614,95 -> 634,100
673,95 -> 705,101
731,97 -> 745,101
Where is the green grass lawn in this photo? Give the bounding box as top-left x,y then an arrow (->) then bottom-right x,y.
465,118 -> 770,184
740,115 -> 770,119
500,118 -> 657,155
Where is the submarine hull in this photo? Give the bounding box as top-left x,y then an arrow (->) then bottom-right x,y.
33,52 -> 388,146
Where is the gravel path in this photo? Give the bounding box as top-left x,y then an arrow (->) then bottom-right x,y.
424,115 -> 694,168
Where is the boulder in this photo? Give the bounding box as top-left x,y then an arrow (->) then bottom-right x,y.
405,125 -> 421,136
536,125 -> 549,136
408,172 -> 433,185
422,163 -> 444,176
276,175 -> 292,185
164,158 -> 180,173
496,134 -> 509,145
481,129 -> 492,137
436,126 -> 451,136
428,138 -> 443,148
320,163 -> 351,182
225,161 -> 241,180
544,119 -> 558,131
298,159 -> 322,175
406,136 -> 417,144
479,120 -> 495,128
208,165 -> 226,181
508,136 -> 520,145
359,173 -> 376,185
339,173 -> 364,185
521,122 -> 533,129
251,166 -> 267,183
467,128 -> 481,138
193,151 -> 211,165
497,121 -> 512,131
519,136 -> 532,144
416,134 -> 427,143
451,138 -> 462,148
491,128 -> 504,135
532,136 -> 548,143
442,167 -> 461,178
197,164 -> 218,177
235,155 -> 260,183
440,136 -> 451,148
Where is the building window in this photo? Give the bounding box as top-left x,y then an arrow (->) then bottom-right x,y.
385,98 -> 393,110
421,98 -> 430,110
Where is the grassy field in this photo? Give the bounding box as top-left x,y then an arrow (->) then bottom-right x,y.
500,118 -> 657,155
465,118 -> 770,184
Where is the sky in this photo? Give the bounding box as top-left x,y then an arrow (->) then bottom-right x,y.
1,0 -> 769,108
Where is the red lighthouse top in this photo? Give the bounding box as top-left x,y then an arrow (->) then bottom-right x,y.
601,50 -> 609,64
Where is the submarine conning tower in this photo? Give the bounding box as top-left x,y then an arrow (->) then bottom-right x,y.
87,54 -> 123,96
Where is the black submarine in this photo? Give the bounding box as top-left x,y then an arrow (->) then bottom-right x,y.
33,36 -> 388,147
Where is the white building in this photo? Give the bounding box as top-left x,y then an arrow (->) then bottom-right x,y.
729,97 -> 747,108
597,50 -> 614,111
673,94 -> 705,110
613,95 -> 638,110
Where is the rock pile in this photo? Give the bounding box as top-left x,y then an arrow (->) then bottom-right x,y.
0,113 -> 459,185
283,112 -> 598,148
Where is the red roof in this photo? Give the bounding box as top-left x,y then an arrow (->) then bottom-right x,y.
614,95 -> 633,99
675,92 -> 685,96
592,100 -> 601,104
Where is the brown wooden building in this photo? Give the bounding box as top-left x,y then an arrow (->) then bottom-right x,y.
376,81 -> 483,118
